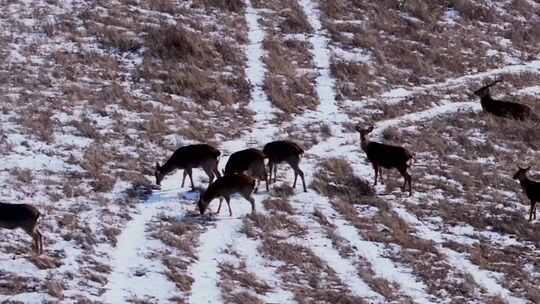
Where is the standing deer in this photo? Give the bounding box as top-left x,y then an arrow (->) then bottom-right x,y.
197,174 -> 256,216
224,148 -> 268,193
155,144 -> 221,189
355,124 -> 414,196
0,202 -> 43,254
474,80 -> 537,121
513,166 -> 540,221
263,140 -> 307,192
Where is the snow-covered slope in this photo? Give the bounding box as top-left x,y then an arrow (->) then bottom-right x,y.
1,0 -> 539,303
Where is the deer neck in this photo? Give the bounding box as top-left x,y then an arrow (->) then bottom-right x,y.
160,159 -> 176,175
359,134 -> 369,152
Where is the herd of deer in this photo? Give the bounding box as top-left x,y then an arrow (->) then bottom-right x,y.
0,81 -> 538,255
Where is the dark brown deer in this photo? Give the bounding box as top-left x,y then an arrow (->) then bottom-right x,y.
263,140 -> 307,192
474,80 -> 537,121
513,166 -> 540,221
224,148 -> 268,193
155,144 -> 221,189
0,202 -> 43,254
355,124 -> 414,196
197,174 -> 256,216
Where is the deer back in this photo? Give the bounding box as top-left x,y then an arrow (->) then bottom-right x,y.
263,140 -> 304,162
202,174 -> 256,202
166,144 -> 220,168
366,142 -> 412,168
224,148 -> 265,176
0,202 -> 40,229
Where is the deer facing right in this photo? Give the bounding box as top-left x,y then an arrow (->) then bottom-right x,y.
513,166 -> 540,221
0,202 -> 43,254
355,124 -> 414,196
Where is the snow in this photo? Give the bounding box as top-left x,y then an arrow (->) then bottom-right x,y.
101,172 -> 183,303
393,204 -> 528,304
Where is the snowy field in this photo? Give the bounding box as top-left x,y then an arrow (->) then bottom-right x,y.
0,0 -> 539,303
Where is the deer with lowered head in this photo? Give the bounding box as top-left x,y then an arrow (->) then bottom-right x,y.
224,148 -> 268,193
263,140 -> 307,192
513,166 -> 540,221
0,202 -> 43,254
355,124 -> 414,196
197,173 -> 256,216
155,144 -> 221,189
474,80 -> 538,121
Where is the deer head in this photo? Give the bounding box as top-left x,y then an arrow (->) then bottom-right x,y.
474,79 -> 502,98
513,166 -> 531,180
155,162 -> 165,186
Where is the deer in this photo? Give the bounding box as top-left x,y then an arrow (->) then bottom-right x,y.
155,144 -> 221,190
224,148 -> 268,193
0,202 -> 43,255
513,166 -> 540,221
355,124 -> 414,196
474,80 -> 538,121
263,140 -> 307,192
197,174 -> 256,216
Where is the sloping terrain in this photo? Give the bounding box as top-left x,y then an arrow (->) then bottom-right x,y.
0,0 -> 539,303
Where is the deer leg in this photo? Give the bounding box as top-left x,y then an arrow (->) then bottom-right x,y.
289,158 -> 307,192
372,163 -> 379,186
23,226 -> 38,254
398,167 -> 412,195
273,163 -> 278,183
33,228 -> 43,255
534,202 -> 537,220
185,168 -> 195,190
181,170 -> 187,188
216,198 -> 223,214
242,193 -> 256,214
203,164 -> 215,184
36,228 -> 43,255
378,168 -> 384,185
225,196 -> 232,217
263,169 -> 269,191
254,179 -> 260,194
213,160 -> 221,178
292,167 -> 307,192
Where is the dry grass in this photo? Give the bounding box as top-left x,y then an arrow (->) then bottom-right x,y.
321,1 -> 539,98
145,25 -> 216,65
312,158 -> 375,201
218,261 -> 271,295
197,0 -> 246,13
278,2 -> 312,34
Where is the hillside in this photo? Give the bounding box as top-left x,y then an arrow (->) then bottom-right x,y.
0,0 -> 539,303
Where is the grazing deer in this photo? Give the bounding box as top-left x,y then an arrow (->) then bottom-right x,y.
197,174 -> 256,216
513,166 -> 540,221
263,140 -> 307,192
474,80 -> 537,121
224,148 -> 268,193
0,202 -> 43,254
355,124 -> 414,196
155,144 -> 221,189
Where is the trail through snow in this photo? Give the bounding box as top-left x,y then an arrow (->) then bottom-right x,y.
187,1 -> 289,303
102,0 -> 538,302
102,172 -> 186,303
